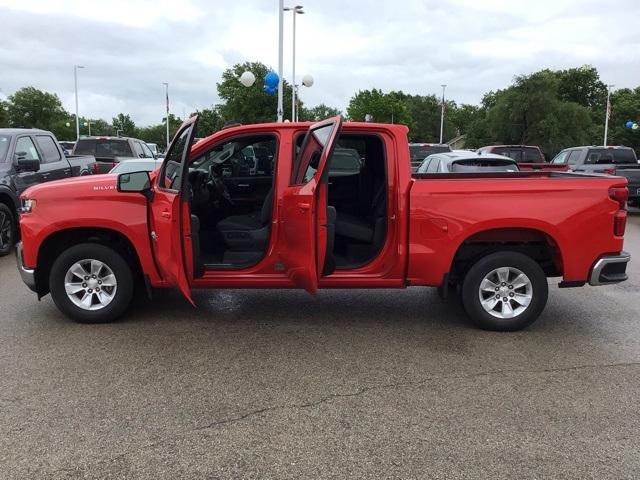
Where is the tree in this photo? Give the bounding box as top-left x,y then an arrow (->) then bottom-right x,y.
608,87 -> 640,152
7,87 -> 67,130
196,106 -> 224,138
402,94 -> 457,142
0,100 -> 9,128
298,103 -> 341,122
346,89 -> 410,125
217,61 -> 295,124
112,113 -> 136,136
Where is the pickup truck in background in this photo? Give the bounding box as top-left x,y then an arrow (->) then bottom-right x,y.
551,145 -> 640,206
16,116 -> 630,331
477,144 -> 567,171
73,136 -> 156,173
0,128 -> 96,256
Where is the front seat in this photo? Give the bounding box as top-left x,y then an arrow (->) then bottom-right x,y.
335,181 -> 386,249
216,187 -> 273,251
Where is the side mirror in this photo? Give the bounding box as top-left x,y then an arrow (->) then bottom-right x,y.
16,154 -> 40,172
117,170 -> 151,194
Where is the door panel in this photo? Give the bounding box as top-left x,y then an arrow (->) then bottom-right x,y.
149,116 -> 199,302
280,115 -> 343,293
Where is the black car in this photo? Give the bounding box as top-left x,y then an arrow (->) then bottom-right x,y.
0,129 -> 96,256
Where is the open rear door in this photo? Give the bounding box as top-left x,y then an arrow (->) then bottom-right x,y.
280,115 -> 342,293
148,115 -> 199,303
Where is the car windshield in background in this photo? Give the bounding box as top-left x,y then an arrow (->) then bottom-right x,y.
586,148 -> 638,164
491,147 -> 543,163
0,135 -> 9,162
110,160 -> 161,174
410,145 -> 450,161
74,139 -> 133,158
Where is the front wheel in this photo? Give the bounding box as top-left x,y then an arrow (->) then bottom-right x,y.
0,203 -> 17,257
49,243 -> 134,323
461,251 -> 548,331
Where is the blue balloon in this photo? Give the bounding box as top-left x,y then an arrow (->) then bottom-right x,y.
263,85 -> 276,96
264,71 -> 279,89
625,120 -> 634,129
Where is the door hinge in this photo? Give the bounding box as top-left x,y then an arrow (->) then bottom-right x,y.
151,231 -> 158,241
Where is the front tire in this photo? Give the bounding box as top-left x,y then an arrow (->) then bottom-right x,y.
461,251 -> 548,331
49,243 -> 134,323
0,203 -> 17,257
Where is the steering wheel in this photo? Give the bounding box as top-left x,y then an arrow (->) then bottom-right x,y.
208,166 -> 234,205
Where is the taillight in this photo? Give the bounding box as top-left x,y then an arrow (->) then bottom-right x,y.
614,211 -> 627,236
92,162 -> 99,174
609,186 -> 628,209
609,186 -> 628,237
603,168 -> 616,175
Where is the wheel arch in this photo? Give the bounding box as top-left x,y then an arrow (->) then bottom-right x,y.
449,227 -> 564,283
34,227 -> 144,297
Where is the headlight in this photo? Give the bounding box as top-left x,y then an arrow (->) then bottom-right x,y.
21,199 -> 36,213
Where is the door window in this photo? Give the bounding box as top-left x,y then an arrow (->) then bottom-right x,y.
292,122 -> 338,185
132,141 -> 145,158
35,135 -> 62,163
159,126 -> 193,191
567,150 -> 581,165
15,137 -> 41,161
192,135 -> 277,178
552,151 -> 569,164
141,142 -> 154,158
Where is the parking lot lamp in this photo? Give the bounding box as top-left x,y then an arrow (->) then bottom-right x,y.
604,84 -> 614,146
284,5 -> 304,121
74,65 -> 85,141
439,84 -> 446,144
163,82 -> 170,149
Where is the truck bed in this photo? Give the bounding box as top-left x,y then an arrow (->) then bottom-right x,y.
406,170 -> 627,286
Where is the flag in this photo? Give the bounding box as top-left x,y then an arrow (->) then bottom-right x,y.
166,90 -> 170,114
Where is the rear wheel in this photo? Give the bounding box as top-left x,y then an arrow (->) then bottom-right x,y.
461,251 -> 548,331
49,243 -> 134,323
0,203 -> 16,257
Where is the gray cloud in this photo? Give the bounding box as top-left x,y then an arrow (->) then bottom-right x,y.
1,0 -> 638,126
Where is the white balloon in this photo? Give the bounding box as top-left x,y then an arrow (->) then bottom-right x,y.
633,123 -> 639,130
301,74 -> 314,87
239,71 -> 256,87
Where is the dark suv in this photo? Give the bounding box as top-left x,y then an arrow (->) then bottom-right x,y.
551,146 -> 640,206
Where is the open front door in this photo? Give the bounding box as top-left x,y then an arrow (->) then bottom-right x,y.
149,115 -> 199,303
280,115 -> 342,293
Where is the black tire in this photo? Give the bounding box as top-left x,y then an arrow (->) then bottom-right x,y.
49,243 -> 134,323
461,251 -> 548,331
0,203 -> 17,257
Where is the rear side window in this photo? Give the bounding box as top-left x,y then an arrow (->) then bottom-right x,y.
35,135 -> 62,163
492,147 -> 542,163
552,151 -> 569,164
586,148 -> 637,165
132,141 -> 145,158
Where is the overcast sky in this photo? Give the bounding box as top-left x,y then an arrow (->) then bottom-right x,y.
1,0 -> 638,126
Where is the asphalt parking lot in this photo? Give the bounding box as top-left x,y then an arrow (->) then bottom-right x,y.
1,214 -> 639,479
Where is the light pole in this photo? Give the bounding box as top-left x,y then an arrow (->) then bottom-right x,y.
284,5 -> 304,122
163,82 -> 170,148
74,65 -> 85,141
439,84 -> 447,144
603,84 -> 614,147
277,0 -> 284,122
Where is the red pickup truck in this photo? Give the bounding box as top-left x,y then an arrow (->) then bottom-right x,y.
15,116 -> 630,331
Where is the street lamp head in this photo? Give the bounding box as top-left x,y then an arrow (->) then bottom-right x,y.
75,65 -> 85,69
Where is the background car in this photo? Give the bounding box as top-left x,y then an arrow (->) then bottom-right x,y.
551,145 -> 640,206
109,158 -> 163,174
417,151 -> 519,174
58,141 -> 75,156
73,136 -> 155,173
408,143 -> 451,172
477,144 -> 546,163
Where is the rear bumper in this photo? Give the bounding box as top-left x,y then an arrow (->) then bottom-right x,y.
15,241 -> 37,292
589,252 -> 630,286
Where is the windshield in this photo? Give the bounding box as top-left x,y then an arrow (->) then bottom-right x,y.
74,139 -> 133,158
0,135 -> 9,163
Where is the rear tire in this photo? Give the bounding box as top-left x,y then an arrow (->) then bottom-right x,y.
0,203 -> 17,257
49,243 -> 134,323
461,251 -> 548,331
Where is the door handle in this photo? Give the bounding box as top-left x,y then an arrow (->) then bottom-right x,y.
41,173 -> 50,179
297,202 -> 311,212
237,183 -> 250,187
161,210 -> 171,218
